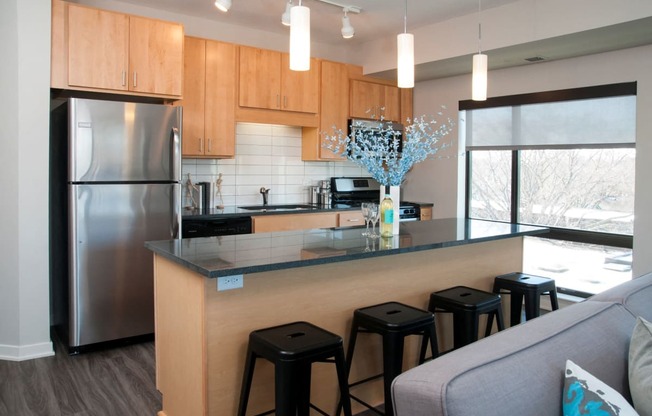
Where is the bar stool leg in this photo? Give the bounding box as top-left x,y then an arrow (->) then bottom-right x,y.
524,292 -> 541,321
334,348 -> 353,416
275,361 -> 298,416
454,311 -> 479,349
237,346 -> 256,416
509,293 -> 524,326
418,325 -> 439,364
549,290 -> 560,311
296,362 -> 312,416
382,333 -> 404,416
336,322 -> 359,416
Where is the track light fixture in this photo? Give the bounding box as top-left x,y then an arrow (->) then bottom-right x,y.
341,8 -> 355,39
281,0 -> 292,26
214,0 -> 231,12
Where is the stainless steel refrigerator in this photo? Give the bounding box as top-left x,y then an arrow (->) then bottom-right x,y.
50,97 -> 181,353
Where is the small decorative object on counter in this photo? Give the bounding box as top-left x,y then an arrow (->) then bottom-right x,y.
215,173 -> 225,209
380,186 -> 394,238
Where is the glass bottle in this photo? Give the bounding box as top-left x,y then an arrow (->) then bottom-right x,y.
380,185 -> 394,238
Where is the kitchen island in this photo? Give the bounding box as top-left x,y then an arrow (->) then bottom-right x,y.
146,219 -> 547,416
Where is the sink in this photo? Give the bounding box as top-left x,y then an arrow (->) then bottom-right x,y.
238,204 -> 317,211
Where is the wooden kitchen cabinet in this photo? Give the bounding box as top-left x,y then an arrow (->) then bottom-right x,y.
252,213 -> 338,233
338,211 -> 365,227
420,206 -> 433,221
349,79 -> 400,122
302,61 -> 363,161
238,46 -> 319,113
53,1 -> 183,99
181,37 -> 235,158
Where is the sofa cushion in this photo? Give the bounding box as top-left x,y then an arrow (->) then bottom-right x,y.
563,360 -> 638,416
392,301 -> 637,416
590,273 -> 652,321
629,317 -> 652,415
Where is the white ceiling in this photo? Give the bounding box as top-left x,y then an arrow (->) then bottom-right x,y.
113,0 -> 652,82
115,0 -> 520,45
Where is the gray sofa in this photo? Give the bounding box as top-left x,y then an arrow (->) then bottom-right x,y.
391,273 -> 652,416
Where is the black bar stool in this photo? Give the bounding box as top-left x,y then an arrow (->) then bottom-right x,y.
238,321 -> 352,416
423,286 -> 504,350
338,301 -> 438,416
493,272 -> 559,326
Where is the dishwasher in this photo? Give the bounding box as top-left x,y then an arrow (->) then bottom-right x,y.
182,216 -> 252,238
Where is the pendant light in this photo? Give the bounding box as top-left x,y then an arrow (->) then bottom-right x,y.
472,0 -> 487,101
397,0 -> 414,89
290,0 -> 310,71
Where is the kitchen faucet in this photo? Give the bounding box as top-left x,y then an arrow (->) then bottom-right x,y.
260,187 -> 270,205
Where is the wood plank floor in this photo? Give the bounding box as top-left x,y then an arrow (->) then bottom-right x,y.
0,332 -> 161,416
0,332 -> 381,416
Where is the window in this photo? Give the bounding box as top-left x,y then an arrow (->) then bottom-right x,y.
462,83 -> 636,296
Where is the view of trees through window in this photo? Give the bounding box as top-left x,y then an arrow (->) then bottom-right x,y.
470,148 -> 635,235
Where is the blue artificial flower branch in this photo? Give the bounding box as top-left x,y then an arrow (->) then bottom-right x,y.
323,108 -> 456,186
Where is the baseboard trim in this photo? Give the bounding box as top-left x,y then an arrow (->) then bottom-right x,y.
0,341 -> 55,361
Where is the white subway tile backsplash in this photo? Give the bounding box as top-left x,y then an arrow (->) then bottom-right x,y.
182,123 -> 373,206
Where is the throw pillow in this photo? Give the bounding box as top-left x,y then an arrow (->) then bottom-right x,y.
629,316 -> 652,416
563,359 -> 638,416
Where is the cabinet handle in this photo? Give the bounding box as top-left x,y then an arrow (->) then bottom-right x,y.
347,218 -> 360,222
208,139 -> 212,153
133,72 -> 137,88
199,138 -> 204,153
122,70 -> 126,87
284,96 -> 288,108
277,94 -> 280,108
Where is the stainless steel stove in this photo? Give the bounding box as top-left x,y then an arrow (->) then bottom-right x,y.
330,177 -> 420,221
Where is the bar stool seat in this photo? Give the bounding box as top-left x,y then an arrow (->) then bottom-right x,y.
493,272 -> 559,326
339,301 -> 438,416
238,321 -> 352,416
424,286 -> 504,350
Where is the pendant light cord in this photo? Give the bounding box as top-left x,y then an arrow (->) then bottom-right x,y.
477,0 -> 482,54
403,0 -> 407,34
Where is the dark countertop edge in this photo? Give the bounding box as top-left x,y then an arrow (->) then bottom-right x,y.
145,225 -> 549,279
182,205 -> 360,220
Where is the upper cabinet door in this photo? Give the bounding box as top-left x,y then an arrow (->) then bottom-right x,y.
239,46 -> 282,110
204,40 -> 236,157
349,80 -> 400,122
129,16 -> 184,96
281,54 -> 319,113
181,37 -> 206,157
67,4 -> 129,91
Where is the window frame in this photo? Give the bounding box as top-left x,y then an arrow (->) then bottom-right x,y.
462,83 -> 636,295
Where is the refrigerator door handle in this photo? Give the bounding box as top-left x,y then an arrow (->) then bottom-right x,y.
170,127 -> 181,181
172,184 -> 181,239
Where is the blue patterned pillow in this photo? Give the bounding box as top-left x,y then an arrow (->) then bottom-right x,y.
563,360 -> 639,416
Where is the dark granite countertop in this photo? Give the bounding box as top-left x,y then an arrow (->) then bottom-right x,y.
182,204 -> 360,220
146,218 -> 548,278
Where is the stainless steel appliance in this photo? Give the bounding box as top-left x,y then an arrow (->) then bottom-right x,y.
330,177 -> 420,221
347,119 -> 404,156
50,98 -> 182,353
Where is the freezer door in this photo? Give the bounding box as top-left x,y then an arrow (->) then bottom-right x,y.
69,183 -> 181,347
69,98 -> 181,182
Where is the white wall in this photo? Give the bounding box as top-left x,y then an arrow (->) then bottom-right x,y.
182,123 -> 366,208
0,0 -> 54,360
406,44 -> 652,277
358,0 -> 652,75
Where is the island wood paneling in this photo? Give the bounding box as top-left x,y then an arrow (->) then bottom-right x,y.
154,236 -> 525,416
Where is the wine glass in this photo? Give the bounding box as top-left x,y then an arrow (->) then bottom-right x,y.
368,203 -> 380,238
361,202 -> 371,236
